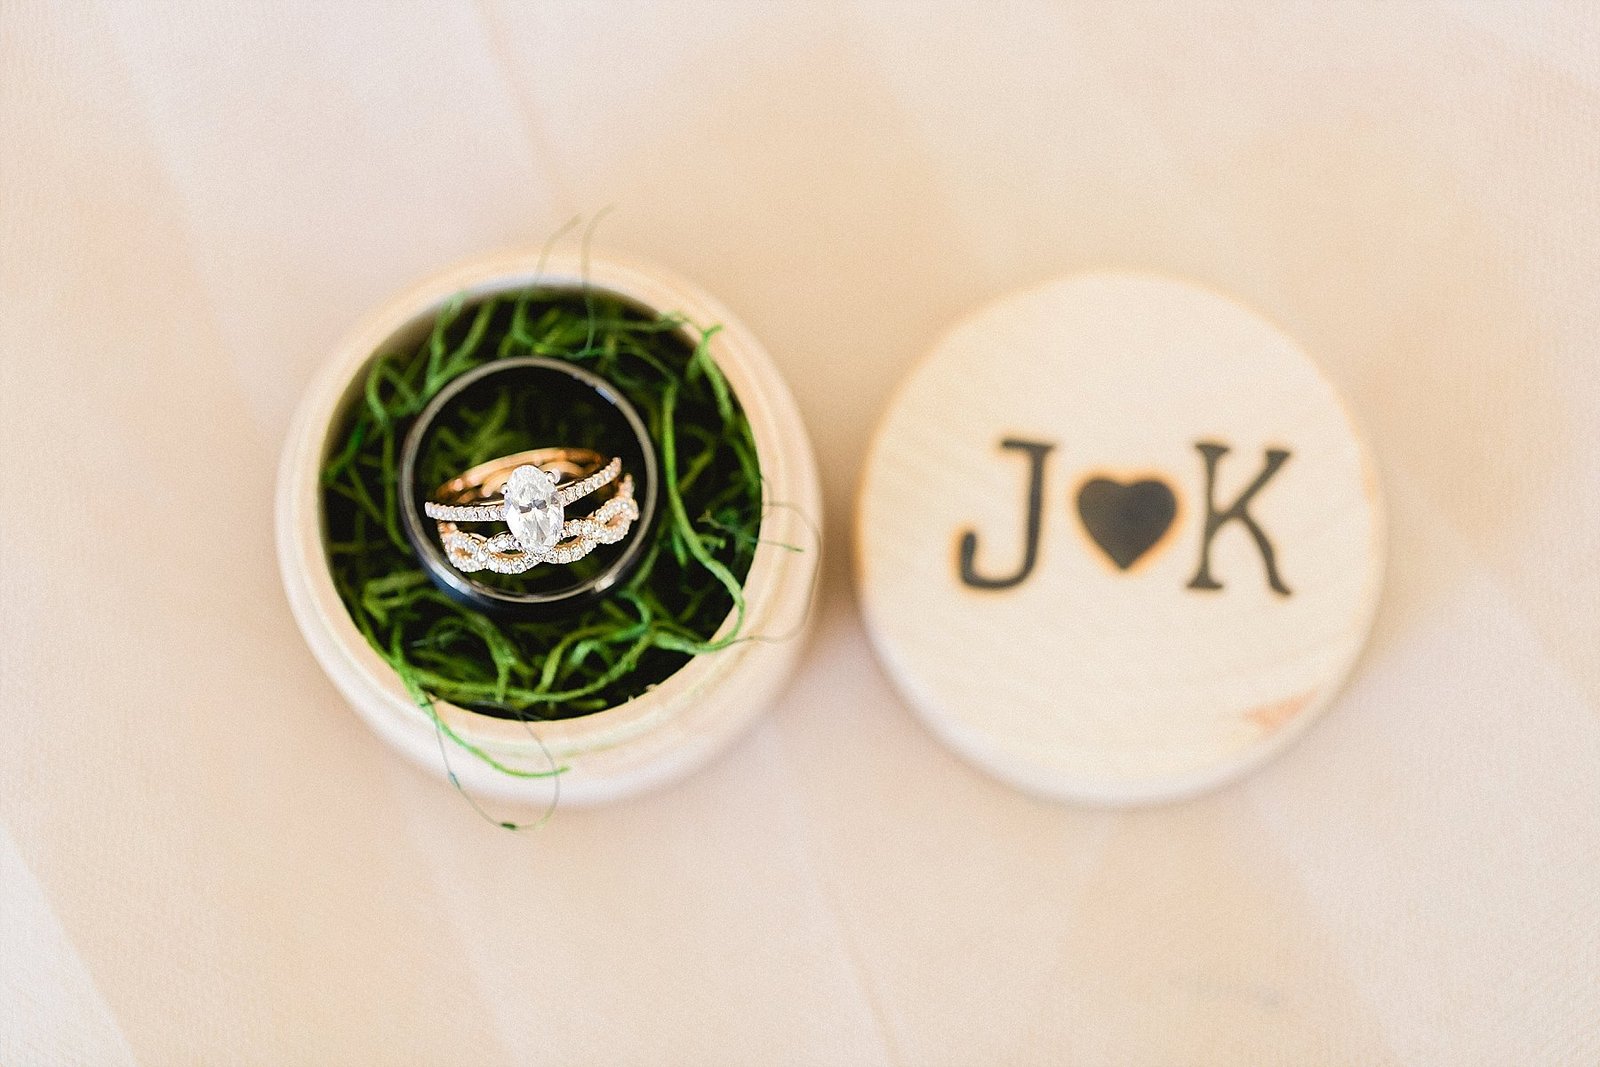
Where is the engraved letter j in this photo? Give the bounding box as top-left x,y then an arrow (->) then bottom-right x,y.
957,437 -> 1055,591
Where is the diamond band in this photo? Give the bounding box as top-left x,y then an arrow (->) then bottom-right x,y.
424,457 -> 623,523
439,478 -> 638,573
422,447 -> 639,574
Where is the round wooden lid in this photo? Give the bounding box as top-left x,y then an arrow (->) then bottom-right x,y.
856,273 -> 1384,805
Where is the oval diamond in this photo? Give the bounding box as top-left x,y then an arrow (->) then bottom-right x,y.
501,465 -> 563,552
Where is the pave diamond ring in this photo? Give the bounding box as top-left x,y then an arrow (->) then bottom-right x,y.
424,447 -> 640,574
398,356 -> 659,618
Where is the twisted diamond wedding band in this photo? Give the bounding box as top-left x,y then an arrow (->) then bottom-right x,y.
424,447 -> 639,574
398,356 -> 660,617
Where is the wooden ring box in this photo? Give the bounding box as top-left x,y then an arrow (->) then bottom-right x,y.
276,250 -> 822,806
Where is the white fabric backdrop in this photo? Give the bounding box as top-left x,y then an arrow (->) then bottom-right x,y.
3,3 -> 1598,1063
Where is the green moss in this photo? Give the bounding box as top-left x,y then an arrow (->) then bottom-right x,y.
320,286 -> 764,776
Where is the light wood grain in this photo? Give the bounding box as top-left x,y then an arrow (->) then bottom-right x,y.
278,249 -> 822,806
857,273 -> 1384,805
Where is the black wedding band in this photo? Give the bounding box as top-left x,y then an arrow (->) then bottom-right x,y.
398,357 -> 659,620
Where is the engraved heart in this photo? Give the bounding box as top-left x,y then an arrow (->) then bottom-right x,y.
1075,477 -> 1178,571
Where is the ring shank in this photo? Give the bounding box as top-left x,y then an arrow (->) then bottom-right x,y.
433,446 -> 609,506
